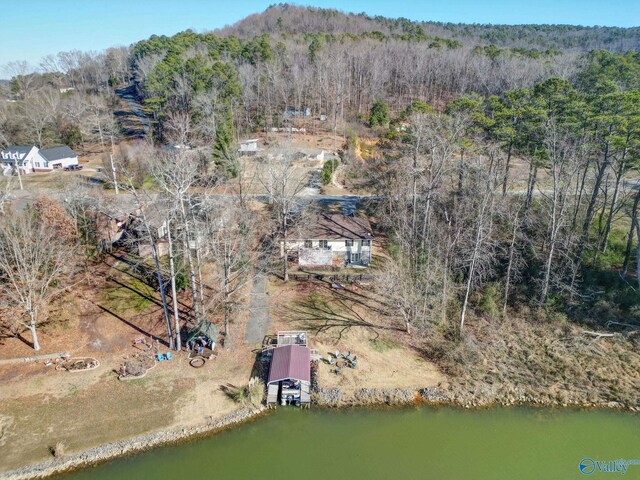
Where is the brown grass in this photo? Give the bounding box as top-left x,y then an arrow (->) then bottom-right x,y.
0,253 -> 256,473
425,313 -> 640,407
267,278 -> 445,400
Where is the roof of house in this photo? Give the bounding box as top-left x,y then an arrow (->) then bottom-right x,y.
267,345 -> 311,384
296,213 -> 373,240
1,145 -> 34,160
40,145 -> 77,161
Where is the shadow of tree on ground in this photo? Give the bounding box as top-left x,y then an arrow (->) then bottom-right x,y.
283,281 -> 403,339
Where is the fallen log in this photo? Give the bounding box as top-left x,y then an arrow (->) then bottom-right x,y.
0,352 -> 70,365
582,330 -> 616,339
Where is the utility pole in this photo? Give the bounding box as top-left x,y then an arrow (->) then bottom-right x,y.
110,135 -> 119,195
15,157 -> 23,190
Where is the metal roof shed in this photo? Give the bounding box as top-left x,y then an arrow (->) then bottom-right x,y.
267,345 -> 311,407
268,345 -> 311,384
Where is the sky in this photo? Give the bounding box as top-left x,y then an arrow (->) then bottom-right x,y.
1,0 -> 639,78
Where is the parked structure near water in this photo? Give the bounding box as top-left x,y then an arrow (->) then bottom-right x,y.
284,106 -> 311,117
265,331 -> 314,407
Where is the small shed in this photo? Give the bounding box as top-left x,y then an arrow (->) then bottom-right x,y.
239,139 -> 261,155
266,345 -> 311,407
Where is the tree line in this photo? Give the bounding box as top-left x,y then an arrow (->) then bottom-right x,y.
220,5 -> 640,53
1,6 -> 640,352
370,50 -> 640,335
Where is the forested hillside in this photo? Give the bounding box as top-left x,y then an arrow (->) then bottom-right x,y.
122,4 -> 640,149
1,5 -> 640,407
219,4 -> 640,51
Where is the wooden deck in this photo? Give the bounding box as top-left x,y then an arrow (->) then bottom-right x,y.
267,383 -> 279,404
277,331 -> 307,347
301,382 -> 311,404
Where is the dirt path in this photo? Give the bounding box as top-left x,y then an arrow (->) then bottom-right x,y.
244,257 -> 270,345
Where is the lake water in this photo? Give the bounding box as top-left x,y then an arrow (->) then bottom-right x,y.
58,407 -> 640,480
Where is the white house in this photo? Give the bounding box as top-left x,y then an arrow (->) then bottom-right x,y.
285,106 -> 312,117
284,213 -> 374,268
40,146 -> 79,170
238,139 -> 261,156
1,146 -> 47,175
0,145 -> 78,175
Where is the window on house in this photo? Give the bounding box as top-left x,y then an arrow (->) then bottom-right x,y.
304,240 -> 312,248
319,240 -> 328,249
345,240 -> 353,247
351,252 -> 361,263
362,240 -> 371,247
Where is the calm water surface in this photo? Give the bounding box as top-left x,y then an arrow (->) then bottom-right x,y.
58,407 -> 640,480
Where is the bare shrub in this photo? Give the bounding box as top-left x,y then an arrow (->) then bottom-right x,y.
49,441 -> 66,458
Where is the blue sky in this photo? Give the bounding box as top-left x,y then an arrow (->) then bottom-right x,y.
1,0 -> 639,77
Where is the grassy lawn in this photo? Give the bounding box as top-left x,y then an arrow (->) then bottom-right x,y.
0,368 -> 194,471
102,267 -> 158,317
369,337 -> 401,353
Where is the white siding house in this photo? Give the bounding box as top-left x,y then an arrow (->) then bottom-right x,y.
284,213 -> 373,268
40,146 -> 79,170
0,146 -> 47,175
285,106 -> 312,117
0,145 -> 78,174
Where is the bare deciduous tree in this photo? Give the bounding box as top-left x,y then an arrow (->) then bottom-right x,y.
261,153 -> 307,282
537,121 -> 583,304
164,111 -> 192,147
151,150 -> 205,323
203,198 -> 255,346
0,210 -> 77,350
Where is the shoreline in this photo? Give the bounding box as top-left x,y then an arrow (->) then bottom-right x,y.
0,406 -> 268,480
316,386 -> 639,411
2,387 -> 637,480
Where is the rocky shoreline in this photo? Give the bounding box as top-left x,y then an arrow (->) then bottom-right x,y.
315,385 -> 638,410
0,406 -> 267,480
2,387 -> 637,480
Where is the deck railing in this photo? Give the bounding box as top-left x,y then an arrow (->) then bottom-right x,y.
289,273 -> 375,282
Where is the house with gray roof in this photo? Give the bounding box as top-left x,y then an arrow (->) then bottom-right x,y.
238,138 -> 261,155
283,213 -> 374,268
0,145 -> 46,175
39,146 -> 78,170
0,145 -> 78,175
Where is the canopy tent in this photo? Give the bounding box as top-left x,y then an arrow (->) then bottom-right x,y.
186,321 -> 219,350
